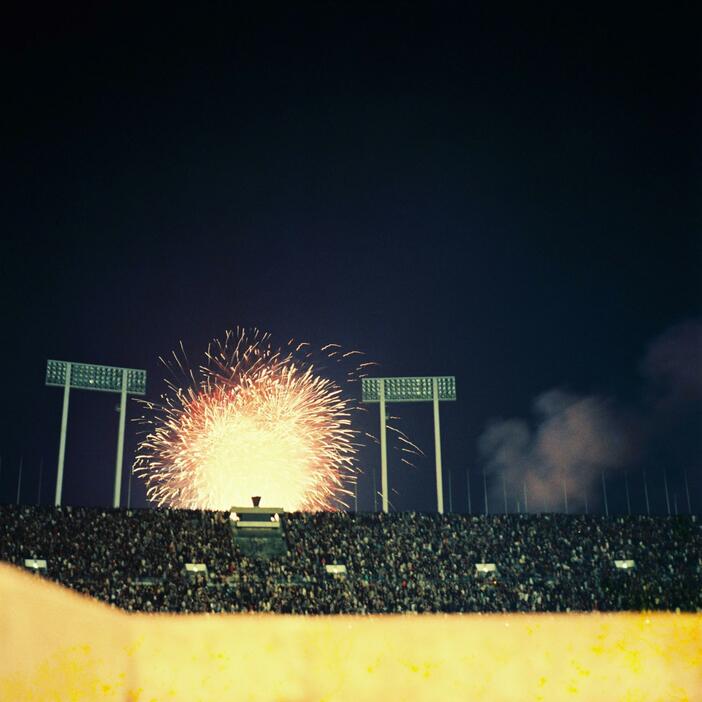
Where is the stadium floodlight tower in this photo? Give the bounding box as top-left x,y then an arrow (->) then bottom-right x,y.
362,376 -> 456,514
46,360 -> 147,508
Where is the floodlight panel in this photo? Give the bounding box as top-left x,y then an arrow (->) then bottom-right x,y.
46,360 -> 146,395
125,369 -> 147,395
361,376 -> 456,403
385,376 -> 433,402
361,378 -> 380,402
437,376 -> 456,400
46,360 -> 68,386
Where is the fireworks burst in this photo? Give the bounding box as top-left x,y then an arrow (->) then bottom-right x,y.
134,329 -> 368,511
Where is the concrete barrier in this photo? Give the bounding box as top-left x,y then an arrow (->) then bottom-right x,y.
0,563 -> 700,701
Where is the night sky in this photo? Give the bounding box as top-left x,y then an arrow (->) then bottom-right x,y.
1,4 -> 700,514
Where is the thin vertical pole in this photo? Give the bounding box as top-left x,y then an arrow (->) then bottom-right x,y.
37,458 -> 43,506
432,378 -> 444,515
379,379 -> 388,514
584,492 -> 589,514
643,469 -> 650,516
674,493 -> 678,516
448,469 -> 453,513
16,456 -> 23,505
466,467 -> 472,515
601,471 -> 609,517
562,471 -> 569,514
624,471 -> 631,516
523,480 -> 528,513
114,370 -> 128,508
683,467 -> 692,514
127,464 -> 133,510
354,477 -> 358,513
663,467 -> 670,516
483,466 -> 488,515
502,474 -> 507,514
516,499 -> 521,513
372,464 -> 378,512
55,363 -> 71,506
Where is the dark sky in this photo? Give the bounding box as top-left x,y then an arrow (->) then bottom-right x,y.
1,4 -> 700,513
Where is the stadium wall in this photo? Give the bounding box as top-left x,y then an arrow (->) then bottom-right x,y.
1,564 -> 700,701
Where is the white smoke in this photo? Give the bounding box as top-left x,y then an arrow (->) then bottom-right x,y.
478,319 -> 702,512
641,319 -> 702,408
479,390 -> 632,511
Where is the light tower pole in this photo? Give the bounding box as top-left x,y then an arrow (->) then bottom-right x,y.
46,360 -> 147,507
361,376 -> 456,514
379,379 -> 388,513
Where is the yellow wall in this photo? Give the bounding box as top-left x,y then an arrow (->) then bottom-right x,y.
0,564 -> 700,701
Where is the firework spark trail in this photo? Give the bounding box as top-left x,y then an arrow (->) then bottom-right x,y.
135,329 -> 370,511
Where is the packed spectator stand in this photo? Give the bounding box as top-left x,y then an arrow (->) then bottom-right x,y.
1,505 -> 700,614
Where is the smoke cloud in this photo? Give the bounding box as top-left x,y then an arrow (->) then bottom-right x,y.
478,319 -> 702,512
641,319 -> 702,408
479,390 -> 632,511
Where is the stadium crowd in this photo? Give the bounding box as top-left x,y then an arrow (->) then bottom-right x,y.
0,505 -> 700,614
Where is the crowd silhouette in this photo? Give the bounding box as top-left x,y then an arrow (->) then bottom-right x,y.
1,506 -> 699,614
